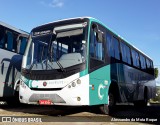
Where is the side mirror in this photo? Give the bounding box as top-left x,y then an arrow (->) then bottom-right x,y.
96,31 -> 104,43
92,24 -> 104,43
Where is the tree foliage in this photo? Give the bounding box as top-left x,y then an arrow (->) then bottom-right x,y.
155,68 -> 159,78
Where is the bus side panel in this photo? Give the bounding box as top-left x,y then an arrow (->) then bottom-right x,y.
113,63 -> 135,102
115,63 -> 156,103
89,65 -> 110,105
0,49 -> 16,97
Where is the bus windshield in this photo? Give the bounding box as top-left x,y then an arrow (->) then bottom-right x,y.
25,24 -> 87,71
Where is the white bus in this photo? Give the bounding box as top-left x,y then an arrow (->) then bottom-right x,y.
19,17 -> 156,114
0,21 -> 28,105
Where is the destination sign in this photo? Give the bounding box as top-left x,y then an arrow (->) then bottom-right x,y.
33,30 -> 52,37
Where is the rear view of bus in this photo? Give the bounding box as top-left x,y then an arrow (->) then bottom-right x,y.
0,21 -> 28,104
19,17 -> 156,114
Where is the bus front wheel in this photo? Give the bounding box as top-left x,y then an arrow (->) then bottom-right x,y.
6,91 -> 20,106
99,92 -> 116,115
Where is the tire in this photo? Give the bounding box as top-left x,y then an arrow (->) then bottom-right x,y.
6,91 -> 21,106
134,89 -> 148,107
99,92 -> 116,115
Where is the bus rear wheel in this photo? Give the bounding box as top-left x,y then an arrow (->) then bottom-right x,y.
99,92 -> 115,115
134,89 -> 148,107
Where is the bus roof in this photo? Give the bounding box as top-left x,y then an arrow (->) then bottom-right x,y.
0,21 -> 28,35
33,17 -> 152,60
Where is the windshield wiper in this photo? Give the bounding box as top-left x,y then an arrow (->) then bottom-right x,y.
28,60 -> 37,73
50,38 -> 66,72
50,47 -> 66,72
56,61 -> 66,72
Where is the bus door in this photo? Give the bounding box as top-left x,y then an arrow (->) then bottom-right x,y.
89,23 -> 109,105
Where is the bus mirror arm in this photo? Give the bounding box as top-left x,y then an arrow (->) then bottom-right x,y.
1,63 -> 4,75
1,58 -> 11,75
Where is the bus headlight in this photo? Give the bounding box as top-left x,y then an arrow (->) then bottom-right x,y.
68,85 -> 71,88
68,78 -> 82,88
72,82 -> 76,87
77,97 -> 81,101
77,79 -> 81,84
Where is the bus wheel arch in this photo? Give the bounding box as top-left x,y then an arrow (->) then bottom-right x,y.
14,80 -> 20,93
99,82 -> 119,115
6,80 -> 20,106
108,82 -> 120,104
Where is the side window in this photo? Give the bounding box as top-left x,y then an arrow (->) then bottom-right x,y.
106,34 -> 120,60
150,61 -> 153,68
90,32 -> 104,60
5,30 -> 18,53
113,37 -> 120,60
140,54 -> 146,69
146,58 -> 151,69
0,26 -> 5,49
96,40 -> 104,60
0,27 -> 27,54
18,37 -> 28,55
27,42 -> 33,65
89,23 -> 105,70
6,31 -> 13,51
121,42 -> 131,64
106,33 -> 114,57
13,33 -> 18,52
131,49 -> 140,68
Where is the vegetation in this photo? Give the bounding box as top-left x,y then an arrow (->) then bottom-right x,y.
150,86 -> 160,103
154,68 -> 159,78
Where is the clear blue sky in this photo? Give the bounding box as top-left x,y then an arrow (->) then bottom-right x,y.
0,0 -> 160,65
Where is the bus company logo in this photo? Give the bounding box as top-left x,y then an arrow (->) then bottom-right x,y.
49,81 -> 64,84
98,84 -> 105,100
43,82 -> 47,87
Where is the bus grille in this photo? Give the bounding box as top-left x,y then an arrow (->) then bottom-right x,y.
29,94 -> 66,103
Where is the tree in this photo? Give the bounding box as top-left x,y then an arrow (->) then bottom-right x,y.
155,68 -> 159,78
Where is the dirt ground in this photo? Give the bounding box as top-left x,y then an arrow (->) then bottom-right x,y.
0,102 -> 160,125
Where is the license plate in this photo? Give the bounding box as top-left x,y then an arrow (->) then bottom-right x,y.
39,100 -> 52,105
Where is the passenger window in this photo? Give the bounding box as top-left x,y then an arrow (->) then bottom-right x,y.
19,37 -> 27,55
106,33 -> 114,57
140,54 -> 146,69
106,34 -> 120,60
113,37 -> 120,60
121,42 -> 131,64
0,26 -> 5,49
6,31 -> 13,51
150,61 -> 153,68
131,49 -> 140,68
146,58 -> 151,69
